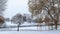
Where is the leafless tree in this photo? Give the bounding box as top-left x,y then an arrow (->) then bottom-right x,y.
11,14 -> 23,31
28,0 -> 60,30
0,16 -> 5,27
0,0 -> 7,15
0,0 -> 7,27
11,14 -> 27,31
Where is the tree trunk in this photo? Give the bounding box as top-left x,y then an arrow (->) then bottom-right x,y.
17,22 -> 20,31
55,21 -> 57,30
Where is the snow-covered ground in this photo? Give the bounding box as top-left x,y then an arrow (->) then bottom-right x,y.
0,22 -> 60,34
0,30 -> 60,34
0,21 -> 60,31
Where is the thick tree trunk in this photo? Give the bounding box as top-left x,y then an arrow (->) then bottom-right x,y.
55,15 -> 59,30
55,21 -> 57,30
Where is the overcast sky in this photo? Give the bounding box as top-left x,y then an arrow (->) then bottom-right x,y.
4,0 -> 31,19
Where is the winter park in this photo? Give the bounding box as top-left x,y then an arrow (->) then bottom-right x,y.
0,0 -> 60,34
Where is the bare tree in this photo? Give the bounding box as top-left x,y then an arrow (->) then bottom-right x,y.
0,0 -> 7,15
11,14 -> 27,31
0,0 -> 7,27
0,16 -> 5,27
11,14 -> 23,31
28,0 -> 60,30
28,0 -> 49,17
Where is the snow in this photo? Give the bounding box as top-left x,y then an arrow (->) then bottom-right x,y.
0,22 -> 58,32
0,0 -> 59,34
0,22 -> 60,34
0,30 -> 60,34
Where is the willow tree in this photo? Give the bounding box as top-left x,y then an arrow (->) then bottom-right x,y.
28,0 -> 60,30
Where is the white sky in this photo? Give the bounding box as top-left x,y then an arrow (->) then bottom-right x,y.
4,0 -> 31,19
